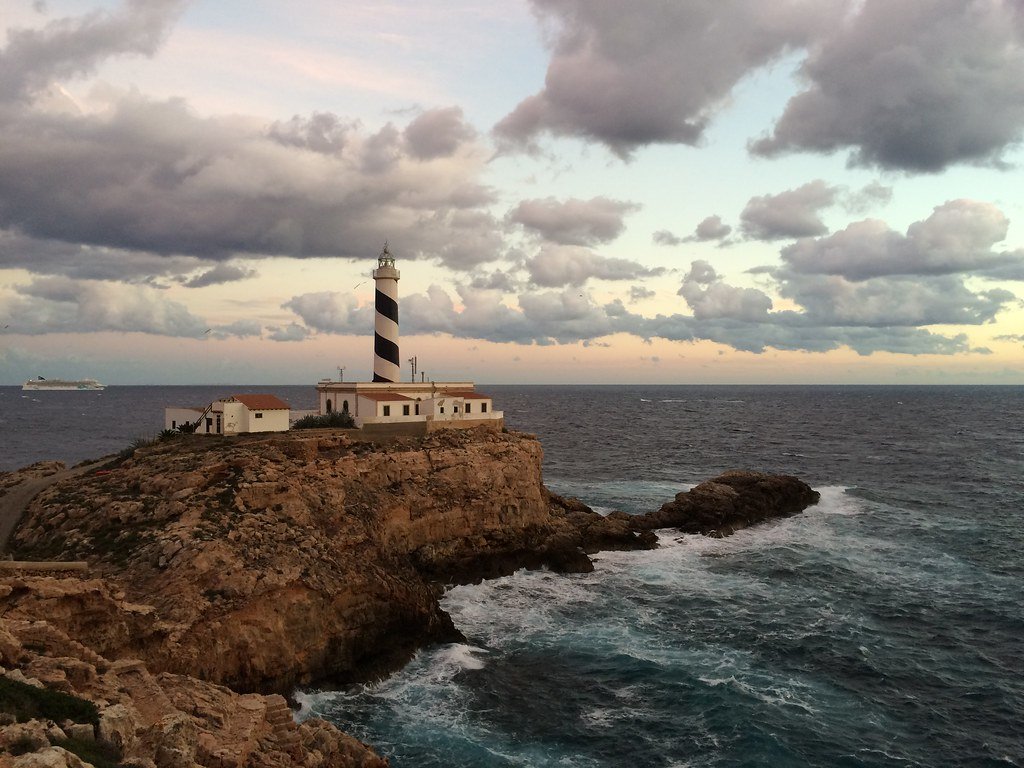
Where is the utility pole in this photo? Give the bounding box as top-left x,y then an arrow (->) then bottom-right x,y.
337,366 -> 345,382
408,356 -> 417,382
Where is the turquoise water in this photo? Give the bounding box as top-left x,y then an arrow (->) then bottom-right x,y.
299,386 -> 1024,767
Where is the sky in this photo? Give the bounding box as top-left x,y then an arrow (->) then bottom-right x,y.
1,0 -> 1024,385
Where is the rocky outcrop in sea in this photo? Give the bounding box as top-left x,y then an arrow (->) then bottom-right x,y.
1,428 -> 819,766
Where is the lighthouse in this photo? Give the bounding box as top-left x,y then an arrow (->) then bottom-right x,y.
372,242 -> 401,383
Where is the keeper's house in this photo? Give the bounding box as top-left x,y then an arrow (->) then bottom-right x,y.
164,394 -> 291,435
316,381 -> 502,434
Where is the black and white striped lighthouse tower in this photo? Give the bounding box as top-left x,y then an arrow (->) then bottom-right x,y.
372,242 -> 401,383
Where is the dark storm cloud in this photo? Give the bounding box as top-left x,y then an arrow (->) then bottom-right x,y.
0,4 -> 503,271
182,263 -> 257,288
0,0 -> 185,101
780,200 -> 1023,280
508,196 -> 639,246
526,245 -> 664,287
0,229 -> 205,282
751,0 -> 1024,171
496,0 -> 840,157
403,107 -> 477,160
504,1 -> 1024,172
740,180 -> 836,240
0,93 -> 500,268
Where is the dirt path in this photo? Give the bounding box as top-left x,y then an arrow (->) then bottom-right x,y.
0,459 -> 109,553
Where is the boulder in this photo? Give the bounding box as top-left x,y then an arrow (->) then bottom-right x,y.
631,470 -> 820,536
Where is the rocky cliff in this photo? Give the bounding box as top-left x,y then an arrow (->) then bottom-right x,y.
7,429 -> 651,694
2,428 -> 819,767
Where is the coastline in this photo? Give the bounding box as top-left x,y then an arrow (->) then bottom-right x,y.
0,427 -> 818,766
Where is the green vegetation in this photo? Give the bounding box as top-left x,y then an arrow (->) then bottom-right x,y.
0,676 -> 99,725
292,412 -> 355,429
52,736 -> 124,768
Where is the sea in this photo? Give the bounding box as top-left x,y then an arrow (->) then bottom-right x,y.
1,384 -> 1022,767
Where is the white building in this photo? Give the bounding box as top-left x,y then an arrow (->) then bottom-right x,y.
164,394 -> 291,435
316,380 -> 503,433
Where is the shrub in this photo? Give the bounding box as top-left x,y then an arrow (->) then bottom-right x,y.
52,737 -> 124,768
292,412 -> 355,429
0,676 -> 99,725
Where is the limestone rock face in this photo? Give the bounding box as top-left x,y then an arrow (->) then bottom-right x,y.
10,429 -> 650,691
630,470 -> 821,536
0,612 -> 386,767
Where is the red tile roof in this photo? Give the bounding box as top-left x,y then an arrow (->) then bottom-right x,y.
230,394 -> 291,410
439,391 -> 491,400
358,391 -> 415,402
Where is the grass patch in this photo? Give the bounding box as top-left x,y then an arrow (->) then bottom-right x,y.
0,677 -> 99,726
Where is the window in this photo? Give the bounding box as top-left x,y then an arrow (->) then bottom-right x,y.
440,406 -> 445,414
415,403 -> 419,415
254,412 -> 263,419
383,405 -> 391,416
454,405 -> 459,413
403,405 -> 410,415
342,400 -> 349,413
481,403 -> 488,413
326,399 -> 333,413
465,403 -> 471,414
171,420 -> 176,429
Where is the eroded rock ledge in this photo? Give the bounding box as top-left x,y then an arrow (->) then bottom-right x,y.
2,428 -> 819,766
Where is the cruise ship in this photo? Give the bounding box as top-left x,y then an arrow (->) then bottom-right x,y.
22,376 -> 106,391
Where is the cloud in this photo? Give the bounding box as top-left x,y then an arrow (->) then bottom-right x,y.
740,180 -> 836,240
629,286 -> 656,302
690,215 -> 733,242
467,269 -> 521,293
266,323 -> 310,342
525,244 -> 663,287
652,230 -> 684,247
0,0 -> 185,101
750,0 -> 1024,171
0,276 -> 212,336
0,91 -> 502,268
0,229 -> 206,282
282,269 -> 993,357
778,272 -> 1014,327
209,319 -> 262,339
495,0 -> 840,157
267,112 -> 356,155
183,263 -> 256,288
780,200 -> 1023,280
0,4 -> 503,274
508,196 -> 639,245
403,106 -> 477,160
281,292 -> 370,336
678,261 -> 773,321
